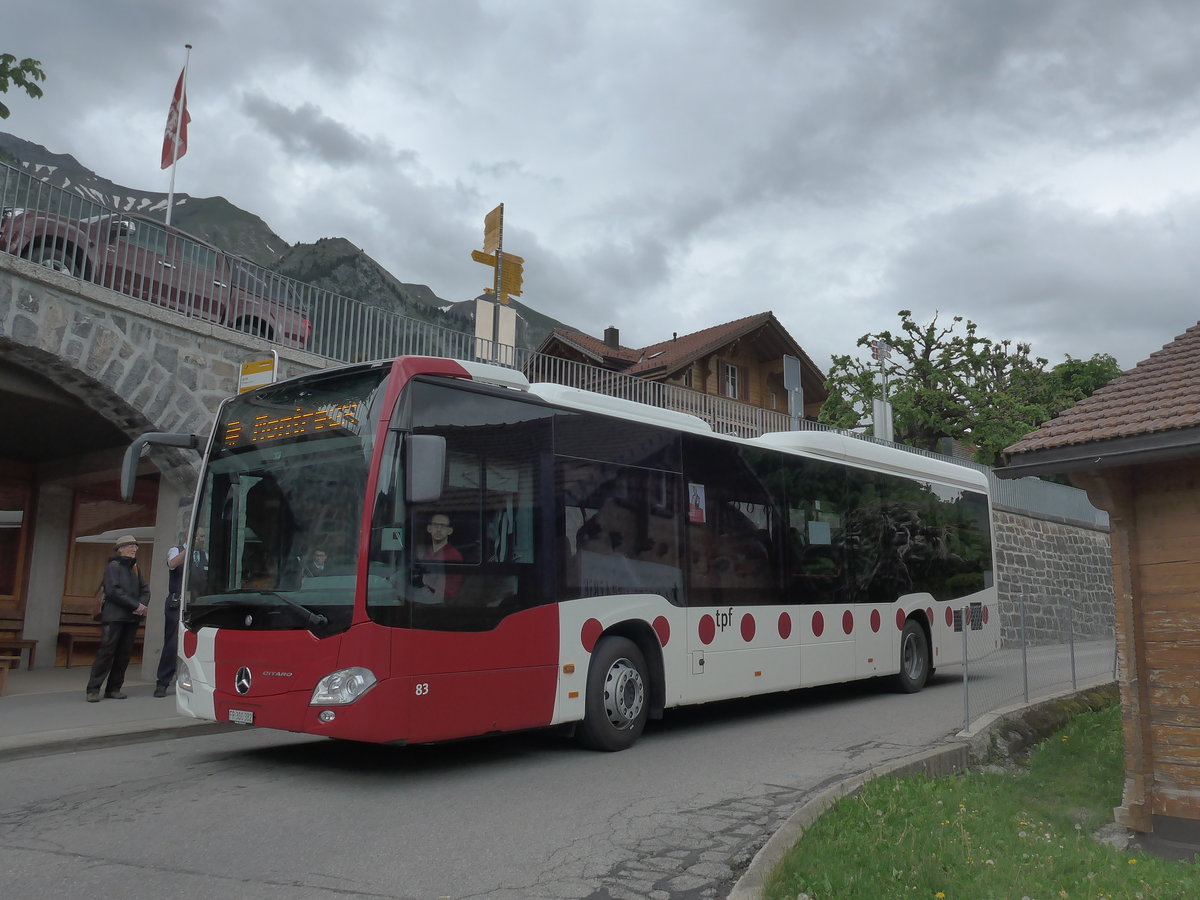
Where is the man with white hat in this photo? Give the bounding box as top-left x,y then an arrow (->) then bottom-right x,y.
85,534 -> 150,702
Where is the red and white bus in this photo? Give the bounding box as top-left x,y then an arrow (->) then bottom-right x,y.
127,356 -> 997,751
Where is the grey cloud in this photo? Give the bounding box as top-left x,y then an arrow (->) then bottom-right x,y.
241,93 -> 414,168
876,193 -> 1200,368
8,0 -> 1200,372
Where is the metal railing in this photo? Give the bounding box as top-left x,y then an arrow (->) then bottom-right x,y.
1,160 -> 484,359
0,157 -> 799,437
960,591 -> 1116,734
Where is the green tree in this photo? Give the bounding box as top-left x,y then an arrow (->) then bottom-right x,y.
818,309 -> 1122,466
0,54 -> 46,119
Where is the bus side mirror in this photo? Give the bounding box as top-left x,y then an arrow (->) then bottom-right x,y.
406,434 -> 446,504
122,432 -> 200,501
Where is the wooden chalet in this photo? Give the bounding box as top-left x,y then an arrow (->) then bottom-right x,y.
530,311 -> 828,420
1000,321 -> 1200,854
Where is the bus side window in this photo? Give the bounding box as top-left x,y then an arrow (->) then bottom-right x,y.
556,460 -> 682,603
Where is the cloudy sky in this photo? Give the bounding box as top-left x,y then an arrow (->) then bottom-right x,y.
7,0 -> 1200,372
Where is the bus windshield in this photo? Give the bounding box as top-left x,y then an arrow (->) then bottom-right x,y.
186,366 -> 390,636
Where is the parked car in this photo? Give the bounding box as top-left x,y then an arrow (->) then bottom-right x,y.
0,208 -> 312,349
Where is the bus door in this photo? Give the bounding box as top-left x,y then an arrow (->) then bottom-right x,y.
775,454 -> 859,688
682,441 -> 792,703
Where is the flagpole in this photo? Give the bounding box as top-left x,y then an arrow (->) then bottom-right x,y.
164,44 -> 192,226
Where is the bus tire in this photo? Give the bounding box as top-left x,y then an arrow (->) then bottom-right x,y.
577,636 -> 649,751
895,619 -> 930,693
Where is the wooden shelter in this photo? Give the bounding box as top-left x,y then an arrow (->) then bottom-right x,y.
1000,322 -> 1200,852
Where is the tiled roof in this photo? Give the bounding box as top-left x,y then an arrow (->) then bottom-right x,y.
539,328 -> 642,366
624,312 -> 775,375
539,311 -> 824,380
1005,321 -> 1200,455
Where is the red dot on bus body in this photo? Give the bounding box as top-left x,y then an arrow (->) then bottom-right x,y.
842,609 -> 854,635
778,612 -> 792,640
183,629 -> 198,658
927,607 -> 934,624
982,606 -> 990,625
698,615 -> 716,645
811,611 -> 824,637
653,616 -> 671,647
580,618 -> 603,652
945,606 -> 954,627
870,609 -> 881,633
896,609 -> 906,631
740,614 -> 756,642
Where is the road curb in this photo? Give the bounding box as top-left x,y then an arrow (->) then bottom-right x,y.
0,719 -> 244,763
726,743 -> 970,900
726,677 -> 1118,900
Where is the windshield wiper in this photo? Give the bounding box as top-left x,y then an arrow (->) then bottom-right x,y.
243,590 -> 329,629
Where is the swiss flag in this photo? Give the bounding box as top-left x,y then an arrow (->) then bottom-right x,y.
160,68 -> 191,170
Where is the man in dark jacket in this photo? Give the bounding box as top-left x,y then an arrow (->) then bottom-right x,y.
86,534 -> 150,702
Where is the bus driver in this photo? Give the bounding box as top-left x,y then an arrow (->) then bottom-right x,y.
413,513 -> 463,602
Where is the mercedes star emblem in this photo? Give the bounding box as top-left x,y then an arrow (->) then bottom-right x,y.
234,666 -> 252,695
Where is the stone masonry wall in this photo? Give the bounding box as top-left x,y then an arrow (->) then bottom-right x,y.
0,254 -> 328,497
992,506 -> 1114,647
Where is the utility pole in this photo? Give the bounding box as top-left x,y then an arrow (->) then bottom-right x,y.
871,338 -> 894,442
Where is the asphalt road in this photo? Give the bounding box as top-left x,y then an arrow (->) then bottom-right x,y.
0,641 -> 1114,900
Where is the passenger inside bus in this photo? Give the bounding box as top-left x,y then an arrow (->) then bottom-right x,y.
302,547 -> 329,577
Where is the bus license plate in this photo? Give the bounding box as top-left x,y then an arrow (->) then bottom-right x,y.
228,708 -> 254,725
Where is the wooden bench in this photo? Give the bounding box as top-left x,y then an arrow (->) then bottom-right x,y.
59,608 -> 102,668
58,603 -> 144,668
0,610 -> 37,671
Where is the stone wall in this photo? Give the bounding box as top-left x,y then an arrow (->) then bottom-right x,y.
0,254 -> 328,495
992,505 -> 1114,647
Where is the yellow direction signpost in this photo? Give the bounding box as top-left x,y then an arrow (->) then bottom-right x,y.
483,204 -> 504,254
471,204 -> 524,363
472,204 -> 524,305
470,249 -> 525,297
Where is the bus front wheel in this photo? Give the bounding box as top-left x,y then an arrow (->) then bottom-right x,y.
577,636 -> 649,751
895,619 -> 930,693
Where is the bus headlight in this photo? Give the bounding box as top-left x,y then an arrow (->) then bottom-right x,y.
177,659 -> 193,693
311,667 -> 377,705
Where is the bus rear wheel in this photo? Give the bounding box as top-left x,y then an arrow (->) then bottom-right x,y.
895,619 -> 930,693
577,636 -> 649,751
